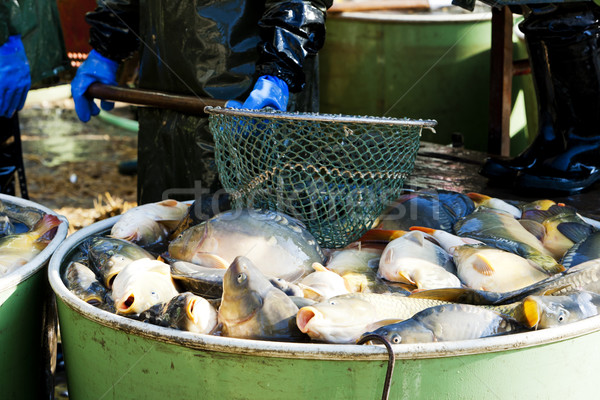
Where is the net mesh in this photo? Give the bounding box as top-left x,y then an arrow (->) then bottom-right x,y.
207,107 -> 436,249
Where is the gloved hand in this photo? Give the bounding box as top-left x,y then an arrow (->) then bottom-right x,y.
226,75 -> 289,111
71,49 -> 119,122
0,35 -> 31,118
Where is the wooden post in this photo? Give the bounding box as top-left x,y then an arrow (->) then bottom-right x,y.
488,6 -> 513,157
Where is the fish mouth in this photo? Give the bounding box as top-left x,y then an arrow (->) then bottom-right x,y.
296,306 -> 320,334
187,297 -> 199,323
116,293 -> 136,314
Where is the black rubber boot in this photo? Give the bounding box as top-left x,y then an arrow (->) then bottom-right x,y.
515,4 -> 600,193
481,3 -> 600,193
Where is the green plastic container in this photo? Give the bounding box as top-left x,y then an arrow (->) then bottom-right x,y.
319,8 -> 534,153
0,194 -> 68,399
49,215 -> 600,399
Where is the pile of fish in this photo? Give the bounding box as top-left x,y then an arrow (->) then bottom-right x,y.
62,192 -> 600,346
0,199 -> 63,277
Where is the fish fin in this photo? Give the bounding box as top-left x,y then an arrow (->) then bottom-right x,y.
33,214 -> 62,242
311,262 -> 329,272
409,226 -> 436,235
397,272 -> 416,285
557,222 -> 594,244
472,254 -> 495,276
466,192 -> 491,205
192,253 -> 229,269
156,199 -> 183,207
405,231 -> 426,246
522,297 -> 541,328
408,288 -> 467,302
521,209 -> 552,224
297,284 -> 324,301
518,220 -> 546,241
359,229 -> 406,243
366,319 -> 404,331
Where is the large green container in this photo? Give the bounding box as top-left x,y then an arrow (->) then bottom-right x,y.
0,194 -> 68,399
319,8 -> 534,153
49,216 -> 600,399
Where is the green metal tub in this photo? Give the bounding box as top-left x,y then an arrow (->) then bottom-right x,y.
319,7 -> 534,154
49,216 -> 600,399
0,194 -> 69,399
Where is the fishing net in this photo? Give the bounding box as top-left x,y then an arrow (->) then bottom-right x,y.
207,107 -> 436,249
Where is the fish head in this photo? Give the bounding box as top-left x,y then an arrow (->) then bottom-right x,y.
296,296 -> 375,343
111,259 -> 178,315
361,319 -> 435,345
168,222 -> 216,261
220,256 -> 271,323
524,292 -> 600,329
170,292 -> 217,334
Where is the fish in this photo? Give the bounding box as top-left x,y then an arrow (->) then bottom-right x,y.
268,277 -> 304,297
408,259 -> 600,305
84,236 -> 154,288
451,244 -> 551,292
296,293 -> 453,343
466,192 -> 522,218
522,291 -> 600,329
64,261 -> 109,307
110,259 -> 179,315
518,199 -> 557,213
298,263 -> 350,301
561,231 -> 600,268
110,199 -> 189,251
409,226 -> 483,253
519,204 -> 595,260
169,194 -> 231,240
170,259 -> 303,299
360,303 -> 525,344
169,260 -> 227,299
0,214 -> 62,276
0,199 -> 45,231
137,292 -> 218,334
378,189 -> 474,232
219,256 -> 303,341
321,246 -> 388,293
0,214 -> 15,237
453,207 -> 564,274
377,230 -> 461,290
168,208 -> 325,282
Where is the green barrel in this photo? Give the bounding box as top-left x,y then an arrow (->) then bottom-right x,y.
0,194 -> 68,399
49,216 -> 600,399
319,8 -> 533,153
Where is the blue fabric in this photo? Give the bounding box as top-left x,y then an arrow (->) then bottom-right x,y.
71,49 -> 119,122
0,35 -> 31,118
226,75 -> 289,111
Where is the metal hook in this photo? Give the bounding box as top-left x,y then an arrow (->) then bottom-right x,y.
357,333 -> 396,400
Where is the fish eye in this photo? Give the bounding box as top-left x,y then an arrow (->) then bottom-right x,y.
237,273 -> 246,284
329,300 -> 337,305
391,334 -> 402,344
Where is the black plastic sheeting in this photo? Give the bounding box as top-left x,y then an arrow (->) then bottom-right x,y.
0,0 -> 69,85
84,0 -> 332,203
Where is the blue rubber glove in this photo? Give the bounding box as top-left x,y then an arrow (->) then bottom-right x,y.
71,49 -> 119,122
226,75 -> 289,111
0,35 -> 31,118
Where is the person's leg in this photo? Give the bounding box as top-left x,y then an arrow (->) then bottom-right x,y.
481,3 -> 600,193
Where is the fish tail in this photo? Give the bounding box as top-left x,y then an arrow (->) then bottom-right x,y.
34,214 -> 62,242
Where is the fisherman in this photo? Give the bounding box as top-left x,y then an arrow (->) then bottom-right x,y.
0,0 -> 68,196
71,0 -> 333,206
476,2 -> 600,194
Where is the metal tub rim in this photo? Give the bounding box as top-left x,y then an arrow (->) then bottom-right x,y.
49,214 -> 600,362
329,10 -> 493,24
0,193 -> 69,292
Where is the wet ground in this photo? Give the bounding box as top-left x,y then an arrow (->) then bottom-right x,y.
19,86 -> 138,232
